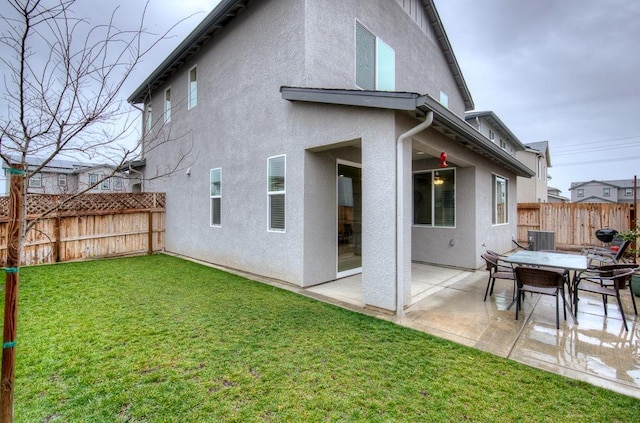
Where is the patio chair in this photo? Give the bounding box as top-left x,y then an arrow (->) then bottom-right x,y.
573,264 -> 639,331
480,253 -> 515,302
514,266 -> 569,329
581,237 -> 630,266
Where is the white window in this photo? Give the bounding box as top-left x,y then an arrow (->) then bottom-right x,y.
113,177 -> 122,191
577,189 -> 584,198
28,172 -> 42,188
603,188 -> 610,197
537,158 -> 542,178
493,174 -> 508,225
488,130 -> 495,141
58,173 -> 67,187
210,168 -> 221,227
268,155 -> 286,231
499,139 -> 506,150
439,91 -> 449,108
101,176 -> 110,190
625,188 -> 633,197
89,173 -> 99,186
145,104 -> 152,133
164,87 -> 171,123
413,168 -> 455,227
355,22 -> 395,91
188,66 -> 197,109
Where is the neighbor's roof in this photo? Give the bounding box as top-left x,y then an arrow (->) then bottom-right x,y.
464,111 -> 526,151
280,87 -> 534,178
569,179 -> 636,190
128,0 -> 474,110
524,141 -> 551,167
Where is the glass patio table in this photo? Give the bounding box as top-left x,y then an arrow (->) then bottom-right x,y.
502,250 -> 588,321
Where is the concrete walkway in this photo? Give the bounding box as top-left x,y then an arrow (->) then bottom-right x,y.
305,263 -> 640,399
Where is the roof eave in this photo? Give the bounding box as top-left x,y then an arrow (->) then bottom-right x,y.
280,87 -> 534,178
127,0 -> 249,104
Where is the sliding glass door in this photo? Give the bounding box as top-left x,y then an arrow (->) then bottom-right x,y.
337,162 -> 362,277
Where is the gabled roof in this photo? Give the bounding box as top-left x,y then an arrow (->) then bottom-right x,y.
128,0 -> 252,104
569,179 -> 626,190
574,195 -> 617,204
280,87 -> 534,178
128,0 -> 475,110
464,111 -> 526,151
524,141 -> 551,167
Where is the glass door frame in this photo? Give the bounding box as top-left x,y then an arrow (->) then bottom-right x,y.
336,159 -> 363,278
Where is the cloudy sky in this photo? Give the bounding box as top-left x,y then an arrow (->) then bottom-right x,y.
126,0 -> 640,196
3,0 -> 638,196
434,0 -> 640,195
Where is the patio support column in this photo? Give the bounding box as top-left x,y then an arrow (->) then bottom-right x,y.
396,112 -> 433,317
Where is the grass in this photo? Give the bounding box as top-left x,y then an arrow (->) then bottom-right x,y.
2,254 -> 638,421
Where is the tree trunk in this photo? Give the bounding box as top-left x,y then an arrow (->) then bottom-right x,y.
1,166 -> 24,423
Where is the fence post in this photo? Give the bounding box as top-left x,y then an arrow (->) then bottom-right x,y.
148,211 -> 153,255
53,214 -> 61,263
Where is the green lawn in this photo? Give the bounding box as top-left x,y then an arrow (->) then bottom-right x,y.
4,255 -> 639,421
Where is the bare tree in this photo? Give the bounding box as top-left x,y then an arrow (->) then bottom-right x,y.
0,1 -> 193,420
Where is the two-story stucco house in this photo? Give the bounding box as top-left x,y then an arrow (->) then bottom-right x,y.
570,179 -> 639,203
515,141 -> 552,203
1,156 -> 130,195
128,0 -> 534,314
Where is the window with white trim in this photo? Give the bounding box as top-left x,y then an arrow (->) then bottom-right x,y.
439,91 -> 449,108
499,139 -> 506,150
89,173 -> 99,186
188,66 -> 197,109
625,188 -> 633,197
577,189 -> 584,198
164,87 -> 171,123
58,173 -> 67,187
268,155 -> 285,231
603,188 -> 610,197
492,174 -> 508,225
101,176 -> 110,190
355,22 -> 395,91
28,172 -> 42,188
210,168 -> 221,227
488,130 -> 495,141
113,177 -> 122,191
413,168 -> 455,227
145,104 -> 152,133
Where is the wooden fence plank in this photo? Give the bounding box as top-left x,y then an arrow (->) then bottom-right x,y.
517,202 -> 632,251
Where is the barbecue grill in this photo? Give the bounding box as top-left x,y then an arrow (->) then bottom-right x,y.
595,228 -> 618,243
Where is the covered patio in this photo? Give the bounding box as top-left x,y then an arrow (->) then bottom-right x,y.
304,262 -> 640,399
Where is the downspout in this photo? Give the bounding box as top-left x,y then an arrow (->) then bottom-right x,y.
396,111 -> 434,317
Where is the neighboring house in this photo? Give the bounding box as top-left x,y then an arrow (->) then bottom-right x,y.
515,141 -> 552,203
547,187 -> 569,203
128,0 -> 534,314
464,111 -> 526,158
0,156 -> 130,195
570,179 -> 640,203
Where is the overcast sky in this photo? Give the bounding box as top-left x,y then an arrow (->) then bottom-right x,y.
127,0 -> 640,196
3,0 -> 638,196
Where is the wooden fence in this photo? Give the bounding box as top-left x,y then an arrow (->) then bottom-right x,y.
0,193 -> 165,266
517,202 -> 634,251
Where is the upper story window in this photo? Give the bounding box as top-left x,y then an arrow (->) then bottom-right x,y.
145,104 -> 152,133
603,188 -> 610,197
28,172 -> 42,188
58,173 -> 67,187
499,139 -> 506,150
488,130 -> 495,141
625,188 -> 633,197
577,189 -> 584,198
113,177 -> 123,191
164,87 -> 171,123
537,158 -> 542,178
89,173 -> 99,186
188,66 -> 197,109
355,22 -> 395,91
101,177 -> 110,190
439,91 -> 449,108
